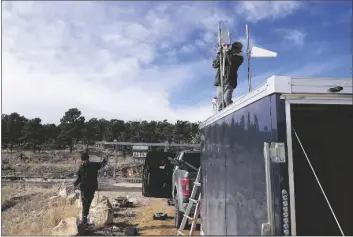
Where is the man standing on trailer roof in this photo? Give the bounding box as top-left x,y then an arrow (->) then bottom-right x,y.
212,41 -> 244,111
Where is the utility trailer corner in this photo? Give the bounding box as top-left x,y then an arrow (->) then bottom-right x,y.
199,75 -> 353,236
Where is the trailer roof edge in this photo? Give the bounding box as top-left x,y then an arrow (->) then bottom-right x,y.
200,75 -> 352,128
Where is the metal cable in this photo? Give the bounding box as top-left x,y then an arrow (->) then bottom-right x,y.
292,127 -> 345,236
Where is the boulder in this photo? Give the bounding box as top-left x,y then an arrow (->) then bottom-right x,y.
58,183 -> 74,198
127,197 -> 138,205
50,192 -> 80,208
71,190 -> 81,208
90,197 -> 114,228
67,192 -> 79,205
75,198 -> 82,209
52,217 -> 83,236
49,196 -> 67,208
91,194 -> 109,208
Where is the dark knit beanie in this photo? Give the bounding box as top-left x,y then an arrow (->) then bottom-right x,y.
232,41 -> 243,50
81,153 -> 89,161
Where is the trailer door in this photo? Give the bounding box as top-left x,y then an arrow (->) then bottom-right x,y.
142,151 -> 176,198
285,98 -> 353,236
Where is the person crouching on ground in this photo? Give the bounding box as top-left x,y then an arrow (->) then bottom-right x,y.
74,153 -> 107,225
212,41 -> 244,111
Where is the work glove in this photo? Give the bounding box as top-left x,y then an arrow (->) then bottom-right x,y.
101,156 -> 108,168
217,46 -> 222,54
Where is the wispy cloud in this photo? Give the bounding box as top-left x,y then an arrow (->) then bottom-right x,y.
2,1 -> 350,125
321,11 -> 352,27
233,56 -> 347,99
276,28 -> 307,49
310,40 -> 331,55
2,1 -> 234,123
235,1 -> 303,22
282,56 -> 349,78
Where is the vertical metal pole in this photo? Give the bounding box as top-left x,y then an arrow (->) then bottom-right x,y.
263,142 -> 274,235
285,102 -> 296,235
248,56 -> 251,92
246,24 -> 251,92
218,22 -> 225,110
228,30 -> 232,46
113,145 -> 117,181
222,48 -> 226,109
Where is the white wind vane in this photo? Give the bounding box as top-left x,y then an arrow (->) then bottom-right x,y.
246,24 -> 278,92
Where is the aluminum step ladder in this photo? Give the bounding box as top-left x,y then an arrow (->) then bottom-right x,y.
177,167 -> 201,236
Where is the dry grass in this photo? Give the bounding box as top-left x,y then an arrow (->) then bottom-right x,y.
1,183 -> 80,236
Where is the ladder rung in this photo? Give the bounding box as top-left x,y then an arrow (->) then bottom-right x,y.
189,198 -> 197,203
176,167 -> 201,236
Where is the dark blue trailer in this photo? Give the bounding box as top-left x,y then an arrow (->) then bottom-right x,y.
199,76 -> 353,236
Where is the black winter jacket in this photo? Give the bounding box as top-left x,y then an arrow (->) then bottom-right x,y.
212,51 -> 244,88
74,158 -> 107,191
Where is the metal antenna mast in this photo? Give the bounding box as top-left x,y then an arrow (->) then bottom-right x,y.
217,22 -> 225,111
246,24 -> 251,92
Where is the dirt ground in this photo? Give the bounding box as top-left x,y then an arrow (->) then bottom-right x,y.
135,198 -> 176,235
88,191 -> 200,236
2,147 -> 198,236
1,185 -> 200,236
134,197 -> 200,236
97,191 -> 177,235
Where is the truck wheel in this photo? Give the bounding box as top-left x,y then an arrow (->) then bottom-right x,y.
174,197 -> 184,228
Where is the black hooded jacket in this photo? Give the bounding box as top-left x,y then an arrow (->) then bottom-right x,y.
74,158 -> 107,191
212,50 -> 244,88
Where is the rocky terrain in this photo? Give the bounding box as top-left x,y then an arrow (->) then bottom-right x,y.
1,149 -> 144,180
1,148 -> 200,236
1,183 -> 188,236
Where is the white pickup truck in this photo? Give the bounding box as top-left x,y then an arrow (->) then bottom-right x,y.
171,150 -> 200,228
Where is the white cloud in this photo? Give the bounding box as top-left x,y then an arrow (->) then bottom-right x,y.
277,29 -> 307,48
236,1 -> 302,22
281,56 -> 347,77
2,1 -> 233,124
1,1 -> 345,126
233,56 -> 346,99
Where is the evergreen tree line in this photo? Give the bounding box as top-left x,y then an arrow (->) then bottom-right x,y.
2,108 -> 201,153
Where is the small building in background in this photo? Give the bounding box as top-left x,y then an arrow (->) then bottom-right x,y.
132,145 -> 149,158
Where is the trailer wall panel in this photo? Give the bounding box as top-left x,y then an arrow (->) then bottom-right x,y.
200,96 -> 275,235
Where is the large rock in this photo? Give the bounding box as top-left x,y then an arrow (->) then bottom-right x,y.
49,190 -> 82,208
49,196 -> 68,208
127,197 -> 138,205
50,191 -> 80,208
69,190 -> 81,208
52,217 -> 83,236
91,193 -> 109,208
67,192 -> 79,205
75,198 -> 82,209
58,183 -> 74,198
90,197 -> 114,228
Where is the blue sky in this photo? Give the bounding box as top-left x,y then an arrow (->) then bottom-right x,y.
2,1 -> 352,123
